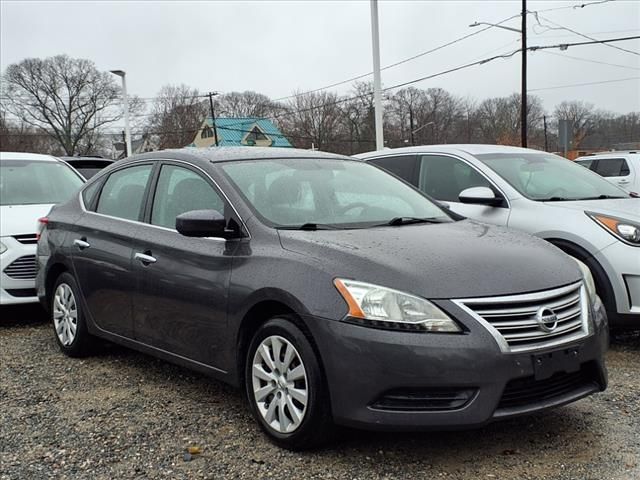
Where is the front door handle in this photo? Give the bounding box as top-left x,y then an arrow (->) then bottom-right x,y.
618,179 -> 630,184
134,252 -> 157,265
73,238 -> 90,249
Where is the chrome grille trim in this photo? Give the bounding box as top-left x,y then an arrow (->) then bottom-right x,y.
3,255 -> 37,280
453,282 -> 590,353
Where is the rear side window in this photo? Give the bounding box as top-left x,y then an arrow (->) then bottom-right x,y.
368,155 -> 418,185
418,155 -> 492,202
594,158 -> 630,177
150,165 -> 224,229
81,180 -> 103,210
96,165 -> 152,221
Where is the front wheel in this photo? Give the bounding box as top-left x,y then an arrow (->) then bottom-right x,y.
51,272 -> 96,357
245,317 -> 332,450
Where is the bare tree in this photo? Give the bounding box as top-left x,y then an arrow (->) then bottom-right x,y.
149,84 -> 208,149
553,100 -> 595,148
1,55 -> 128,155
216,91 -> 284,118
0,111 -> 62,153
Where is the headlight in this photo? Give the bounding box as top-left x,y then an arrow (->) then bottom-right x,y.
571,257 -> 597,300
0,241 -> 7,255
587,212 -> 640,246
334,279 -> 462,332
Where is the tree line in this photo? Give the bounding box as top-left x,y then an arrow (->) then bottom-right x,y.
1,54 -> 638,157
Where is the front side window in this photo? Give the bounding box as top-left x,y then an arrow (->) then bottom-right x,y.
418,155 -> 493,202
0,160 -> 84,206
575,159 -> 595,170
594,158 -> 630,177
477,153 -> 628,201
221,158 -> 451,228
96,165 -> 152,221
151,165 -> 224,229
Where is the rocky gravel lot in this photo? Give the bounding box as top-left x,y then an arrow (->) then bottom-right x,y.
1,305 -> 639,480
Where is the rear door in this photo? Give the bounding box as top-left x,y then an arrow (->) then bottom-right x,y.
416,154 -> 510,225
132,161 -> 238,367
592,157 -> 634,191
70,163 -> 154,338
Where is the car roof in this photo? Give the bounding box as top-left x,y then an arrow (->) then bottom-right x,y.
120,146 -> 353,167
354,144 -> 544,158
0,151 -> 61,162
576,151 -> 639,159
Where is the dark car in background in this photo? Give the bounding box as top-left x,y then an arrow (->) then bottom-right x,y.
62,156 -> 115,180
36,147 -> 608,449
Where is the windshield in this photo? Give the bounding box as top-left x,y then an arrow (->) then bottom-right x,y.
476,153 -> 628,201
0,160 -> 84,206
221,158 -> 452,228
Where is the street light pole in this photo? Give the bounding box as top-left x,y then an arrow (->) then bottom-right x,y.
370,0 -> 384,150
521,0 -> 528,148
110,70 -> 132,158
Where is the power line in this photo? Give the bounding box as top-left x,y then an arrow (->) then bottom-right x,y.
540,50 -> 640,71
528,76 -> 640,92
533,0 -> 617,13
532,12 -> 640,56
270,13 -> 522,102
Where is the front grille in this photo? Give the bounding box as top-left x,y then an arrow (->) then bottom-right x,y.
497,364 -> 598,411
371,387 -> 477,412
13,234 -> 38,245
455,282 -> 588,353
3,255 -> 37,280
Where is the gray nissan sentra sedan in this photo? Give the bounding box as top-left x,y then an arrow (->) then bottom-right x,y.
36,147 -> 608,449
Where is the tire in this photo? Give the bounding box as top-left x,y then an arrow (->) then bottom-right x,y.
244,316 -> 333,450
51,272 -> 96,357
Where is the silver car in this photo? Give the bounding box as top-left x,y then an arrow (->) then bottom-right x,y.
356,145 -> 640,328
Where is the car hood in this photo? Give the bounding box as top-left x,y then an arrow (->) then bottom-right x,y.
278,220 -> 581,299
0,204 -> 53,236
544,198 -> 640,220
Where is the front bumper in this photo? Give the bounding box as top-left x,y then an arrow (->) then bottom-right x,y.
304,299 -> 608,431
0,237 -> 38,305
595,240 -> 640,324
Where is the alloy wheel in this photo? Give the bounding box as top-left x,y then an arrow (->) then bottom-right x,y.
251,335 -> 308,433
53,283 -> 78,346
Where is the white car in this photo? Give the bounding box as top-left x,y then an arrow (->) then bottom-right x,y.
356,145 -> 640,328
575,151 -> 639,194
0,152 -> 84,305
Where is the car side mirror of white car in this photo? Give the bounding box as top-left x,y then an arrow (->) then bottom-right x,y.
458,187 -> 502,207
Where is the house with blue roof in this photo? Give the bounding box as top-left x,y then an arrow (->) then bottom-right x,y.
188,117 -> 292,148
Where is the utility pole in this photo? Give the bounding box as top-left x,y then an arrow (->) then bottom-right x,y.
370,0 -> 384,150
121,130 -> 127,158
409,107 -> 415,146
521,0 -> 528,148
543,115 -> 548,152
110,70 -> 132,158
208,92 -> 220,147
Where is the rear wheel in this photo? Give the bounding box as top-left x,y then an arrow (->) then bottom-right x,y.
51,272 -> 95,357
245,317 -> 332,450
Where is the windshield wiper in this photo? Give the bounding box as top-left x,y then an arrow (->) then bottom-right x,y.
538,196 -> 571,202
382,217 -> 447,226
572,195 -> 627,200
278,223 -> 339,231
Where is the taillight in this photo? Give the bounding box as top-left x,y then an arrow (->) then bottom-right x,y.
36,217 -> 49,241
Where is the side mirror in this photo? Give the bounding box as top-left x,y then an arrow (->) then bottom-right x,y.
458,187 -> 502,207
176,209 -> 232,238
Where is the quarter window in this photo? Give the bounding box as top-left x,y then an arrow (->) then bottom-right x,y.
419,155 -> 492,202
96,165 -> 152,221
151,165 -> 224,229
593,158 -> 630,177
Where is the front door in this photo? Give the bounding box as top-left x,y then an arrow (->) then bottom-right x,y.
417,154 -> 511,226
71,163 -> 153,338
132,163 -> 237,367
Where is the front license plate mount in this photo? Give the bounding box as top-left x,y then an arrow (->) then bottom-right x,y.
532,347 -> 581,380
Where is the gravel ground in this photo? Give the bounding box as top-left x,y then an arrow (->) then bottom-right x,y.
1,305 -> 639,480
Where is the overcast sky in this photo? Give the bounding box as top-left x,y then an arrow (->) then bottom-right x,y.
2,0 -> 639,123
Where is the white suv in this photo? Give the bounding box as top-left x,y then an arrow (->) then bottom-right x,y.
0,152 -> 84,304
356,145 -> 640,329
575,151 -> 639,194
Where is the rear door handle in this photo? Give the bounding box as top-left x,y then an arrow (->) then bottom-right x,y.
134,252 -> 157,265
73,239 -> 90,249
